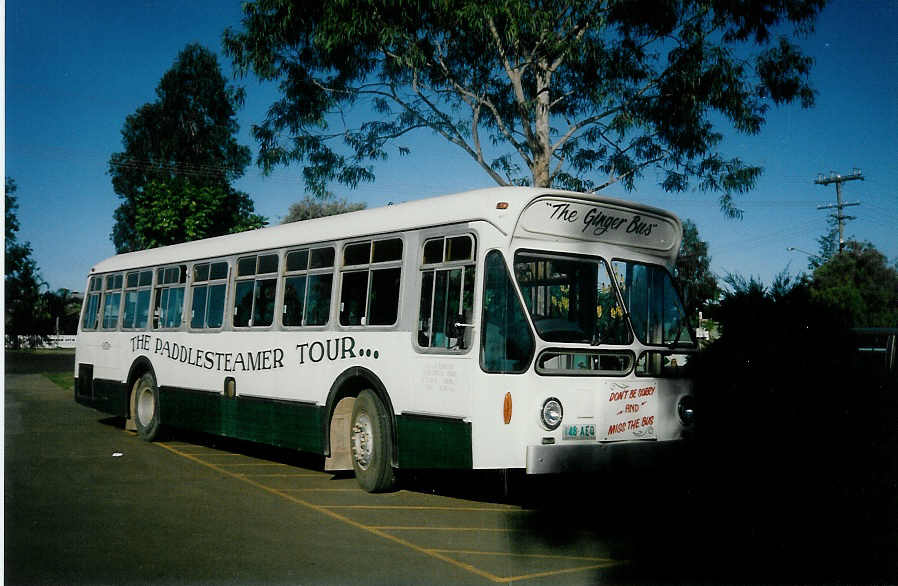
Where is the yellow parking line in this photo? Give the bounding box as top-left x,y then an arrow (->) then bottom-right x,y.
157,442 -> 505,583
501,562 -> 622,583
426,549 -> 623,583
374,526 -> 518,532
213,462 -> 289,468
281,488 -> 363,492
325,505 -> 523,512
239,473 -> 328,478
428,549 -> 614,562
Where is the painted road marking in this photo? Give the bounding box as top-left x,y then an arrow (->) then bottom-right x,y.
157,440 -> 622,583
325,505 -> 524,512
281,488 -> 364,492
237,472 -> 325,478
430,549 -> 615,562
213,462 -> 290,468
373,526 -> 518,532
428,550 -> 623,583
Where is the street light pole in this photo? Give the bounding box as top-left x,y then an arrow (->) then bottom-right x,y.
787,246 -> 822,262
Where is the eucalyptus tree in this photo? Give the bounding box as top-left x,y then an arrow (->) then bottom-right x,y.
225,0 -> 824,216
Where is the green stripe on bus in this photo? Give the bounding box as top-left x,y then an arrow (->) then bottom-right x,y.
396,414 -> 472,469
159,387 -> 324,453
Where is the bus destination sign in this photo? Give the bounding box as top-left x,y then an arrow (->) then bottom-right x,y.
517,198 -> 678,251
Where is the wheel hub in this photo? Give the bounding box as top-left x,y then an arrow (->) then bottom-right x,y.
351,413 -> 373,470
136,387 -> 155,426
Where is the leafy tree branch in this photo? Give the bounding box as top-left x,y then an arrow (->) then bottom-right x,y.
224,0 -> 824,214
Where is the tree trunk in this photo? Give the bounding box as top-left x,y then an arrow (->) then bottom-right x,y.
532,68 -> 552,188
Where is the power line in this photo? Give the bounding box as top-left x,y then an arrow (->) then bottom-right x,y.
814,169 -> 863,252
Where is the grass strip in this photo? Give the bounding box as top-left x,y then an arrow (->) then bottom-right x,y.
43,372 -> 74,390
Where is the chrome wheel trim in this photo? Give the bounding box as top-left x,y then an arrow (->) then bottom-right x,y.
136,385 -> 155,427
351,412 -> 373,471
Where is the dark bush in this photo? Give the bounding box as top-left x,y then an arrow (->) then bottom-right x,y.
685,275 -> 896,583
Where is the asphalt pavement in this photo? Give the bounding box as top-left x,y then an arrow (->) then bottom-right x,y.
5,355 -> 630,585
5,351 -> 895,584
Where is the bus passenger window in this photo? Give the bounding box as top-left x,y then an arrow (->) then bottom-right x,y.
234,253 -> 279,327
123,270 -> 153,329
417,235 -> 476,351
81,276 -> 103,330
339,238 -> 402,327
480,250 -> 534,373
101,274 -> 124,329
234,281 -> 254,327
191,261 -> 228,329
253,279 -> 277,326
153,265 -> 187,329
368,267 -> 401,325
282,275 -> 307,326
340,271 -> 368,325
306,274 -> 333,325
282,246 -> 334,327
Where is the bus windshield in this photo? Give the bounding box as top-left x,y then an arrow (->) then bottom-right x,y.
611,260 -> 695,347
513,252 -> 631,344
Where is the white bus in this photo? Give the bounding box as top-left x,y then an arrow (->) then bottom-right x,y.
75,187 -> 696,492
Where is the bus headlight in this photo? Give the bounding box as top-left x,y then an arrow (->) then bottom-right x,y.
540,398 -> 563,430
677,395 -> 695,426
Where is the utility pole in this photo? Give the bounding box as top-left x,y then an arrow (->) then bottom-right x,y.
815,169 -> 863,252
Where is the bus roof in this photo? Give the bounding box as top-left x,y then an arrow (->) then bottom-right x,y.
89,186 -> 681,274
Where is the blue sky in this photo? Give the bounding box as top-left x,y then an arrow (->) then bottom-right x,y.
6,0 -> 897,293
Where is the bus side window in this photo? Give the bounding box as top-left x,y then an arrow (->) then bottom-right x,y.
191,261 -> 228,329
153,265 -> 187,329
234,254 -> 279,328
417,235 -> 476,351
100,273 -> 124,330
283,247 -> 334,327
480,250 -> 534,373
339,238 -> 402,327
81,276 -> 103,330
123,269 -> 153,330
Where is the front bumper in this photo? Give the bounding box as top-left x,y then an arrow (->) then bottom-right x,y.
526,439 -> 688,474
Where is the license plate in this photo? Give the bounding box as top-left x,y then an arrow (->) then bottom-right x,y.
562,424 -> 596,441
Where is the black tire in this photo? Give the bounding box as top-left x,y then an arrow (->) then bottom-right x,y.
350,390 -> 396,492
133,372 -> 162,441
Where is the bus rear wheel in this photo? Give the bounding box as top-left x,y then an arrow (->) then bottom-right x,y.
133,373 -> 162,441
350,390 -> 396,493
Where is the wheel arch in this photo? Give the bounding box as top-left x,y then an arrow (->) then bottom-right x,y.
323,366 -> 397,466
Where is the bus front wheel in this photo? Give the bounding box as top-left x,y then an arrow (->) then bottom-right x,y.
350,390 -> 396,492
133,373 -> 162,441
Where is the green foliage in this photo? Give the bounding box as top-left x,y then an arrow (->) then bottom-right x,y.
41,288 -> 82,335
675,219 -> 718,318
109,44 -> 265,252
809,214 -> 838,269
133,179 -> 265,249
224,0 -> 824,214
5,177 -> 20,240
282,196 -> 367,223
5,178 -> 51,347
810,241 -> 898,328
